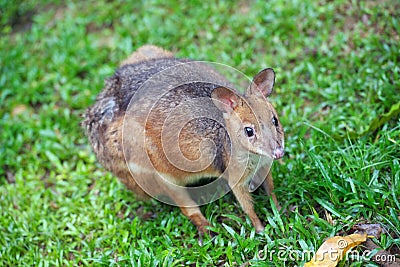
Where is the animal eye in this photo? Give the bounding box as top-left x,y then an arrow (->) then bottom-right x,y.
244,127 -> 255,137
272,116 -> 279,127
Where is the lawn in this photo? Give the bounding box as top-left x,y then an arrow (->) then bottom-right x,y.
0,0 -> 399,266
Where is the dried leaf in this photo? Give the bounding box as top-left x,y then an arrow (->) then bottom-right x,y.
304,233 -> 368,267
324,210 -> 334,226
354,224 -> 400,266
353,223 -> 382,238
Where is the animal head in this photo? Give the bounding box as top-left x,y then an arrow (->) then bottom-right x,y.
211,68 -> 284,160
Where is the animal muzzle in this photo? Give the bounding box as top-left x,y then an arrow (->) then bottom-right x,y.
273,147 -> 284,159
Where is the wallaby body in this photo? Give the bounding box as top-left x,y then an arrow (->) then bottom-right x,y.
82,45 -> 284,237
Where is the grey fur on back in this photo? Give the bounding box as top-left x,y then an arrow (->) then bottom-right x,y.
82,57 -> 236,174
83,58 -> 189,128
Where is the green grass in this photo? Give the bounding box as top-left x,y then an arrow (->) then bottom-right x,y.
1,0 -> 399,266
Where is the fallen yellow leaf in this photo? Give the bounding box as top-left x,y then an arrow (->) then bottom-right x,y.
304,233 -> 368,267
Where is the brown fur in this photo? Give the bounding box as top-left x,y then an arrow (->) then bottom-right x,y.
120,45 -> 174,66
82,45 -> 284,237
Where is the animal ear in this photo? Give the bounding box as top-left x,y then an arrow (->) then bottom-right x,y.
211,87 -> 239,114
247,68 -> 275,97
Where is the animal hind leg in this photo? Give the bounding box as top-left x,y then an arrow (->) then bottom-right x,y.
150,178 -> 212,240
169,187 -> 211,236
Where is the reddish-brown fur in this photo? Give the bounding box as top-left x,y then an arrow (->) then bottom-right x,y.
82,45 -> 284,238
